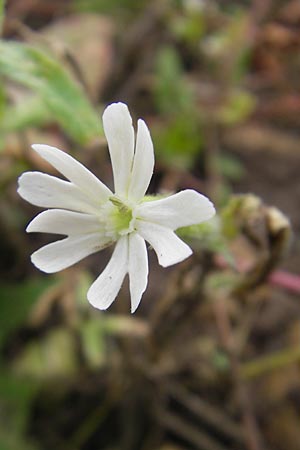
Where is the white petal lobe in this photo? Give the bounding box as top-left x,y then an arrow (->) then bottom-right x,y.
137,221 -> 192,267
137,189 -> 215,230
128,233 -> 148,313
31,233 -> 111,273
102,103 -> 135,197
87,236 -> 128,310
18,172 -> 99,214
128,119 -> 154,202
32,144 -> 112,203
26,209 -> 102,235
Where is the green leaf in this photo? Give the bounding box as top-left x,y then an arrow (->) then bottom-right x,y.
73,0 -> 145,15
13,327 -> 78,379
0,0 -> 5,35
0,41 -> 101,144
212,350 -> 230,372
153,114 -> 203,169
218,89 -> 256,126
0,431 -> 39,450
0,371 -> 39,432
0,276 -> 59,349
217,154 -> 245,181
1,95 -> 51,133
170,4 -> 205,45
0,83 -> 6,121
0,370 -> 40,450
155,46 -> 194,116
79,319 -> 106,369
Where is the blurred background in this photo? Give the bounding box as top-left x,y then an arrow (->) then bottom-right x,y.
1,0 -> 300,449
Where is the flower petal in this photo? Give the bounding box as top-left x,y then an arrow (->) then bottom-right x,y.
136,189 -> 215,230
136,221 -> 192,267
32,144 -> 112,203
128,233 -> 148,313
87,236 -> 128,310
31,233 -> 111,273
18,172 -> 100,214
127,119 -> 154,202
26,209 -> 102,235
102,103 -> 135,197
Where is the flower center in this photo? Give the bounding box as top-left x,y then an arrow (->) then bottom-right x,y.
109,196 -> 135,235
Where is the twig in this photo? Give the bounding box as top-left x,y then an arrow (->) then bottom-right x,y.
241,346 -> 300,379
269,270 -> 300,295
157,407 -> 229,450
167,382 -> 245,444
215,254 -> 300,295
213,294 -> 265,450
70,382 -> 121,449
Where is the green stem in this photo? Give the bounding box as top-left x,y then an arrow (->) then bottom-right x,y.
241,346 -> 300,379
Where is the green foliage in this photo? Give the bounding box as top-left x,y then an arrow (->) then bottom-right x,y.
154,46 -> 203,168
212,350 -> 230,372
0,276 -> 59,350
1,96 -> 51,133
220,195 -> 245,239
0,83 -> 6,120
155,46 -> 193,117
0,371 -> 39,431
0,41 -> 101,144
13,327 -> 78,379
73,0 -> 145,15
79,318 -> 106,369
0,0 -> 5,35
74,270 -> 94,311
170,0 -> 205,45
217,154 -> 245,181
218,89 -> 256,126
202,11 -> 251,83
0,429 -> 39,450
0,371 -> 40,450
154,114 -> 203,168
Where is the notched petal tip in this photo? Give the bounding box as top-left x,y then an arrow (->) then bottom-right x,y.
17,173 -> 23,193
17,171 -> 28,185
17,171 -> 34,200
202,196 -> 216,220
180,189 -> 216,221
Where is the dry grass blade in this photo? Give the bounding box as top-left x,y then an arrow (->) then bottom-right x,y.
157,407 -> 229,450
167,383 -> 245,444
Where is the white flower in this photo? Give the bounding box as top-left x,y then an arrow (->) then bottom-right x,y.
18,103 -> 215,313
